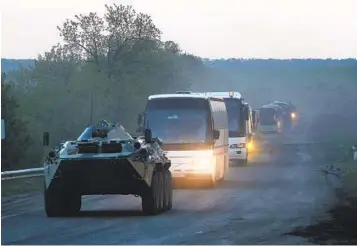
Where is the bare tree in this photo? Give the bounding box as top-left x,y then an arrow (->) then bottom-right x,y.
57,3 -> 162,77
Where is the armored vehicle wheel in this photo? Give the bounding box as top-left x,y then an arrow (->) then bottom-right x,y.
157,169 -> 164,212
162,168 -> 173,211
44,182 -> 81,217
141,167 -> 163,215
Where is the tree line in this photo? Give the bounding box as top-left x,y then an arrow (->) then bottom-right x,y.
3,58 -> 357,74
1,3 -> 210,171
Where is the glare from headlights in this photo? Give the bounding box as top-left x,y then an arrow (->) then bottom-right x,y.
291,112 -> 296,119
198,157 -> 211,167
192,152 -> 214,171
193,150 -> 213,156
247,141 -> 254,151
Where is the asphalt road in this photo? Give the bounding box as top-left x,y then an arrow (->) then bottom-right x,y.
1,131 -> 338,245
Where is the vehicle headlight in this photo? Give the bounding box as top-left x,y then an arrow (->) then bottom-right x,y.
291,112 -> 296,119
196,157 -> 211,167
192,152 -> 214,171
247,141 -> 254,151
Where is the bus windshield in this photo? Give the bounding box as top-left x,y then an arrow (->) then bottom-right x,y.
259,108 -> 276,125
145,98 -> 211,144
224,98 -> 244,137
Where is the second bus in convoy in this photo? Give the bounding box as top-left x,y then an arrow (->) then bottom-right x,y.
136,91 -> 229,188
204,92 -> 253,165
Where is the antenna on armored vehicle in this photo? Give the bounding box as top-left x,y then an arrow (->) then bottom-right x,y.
144,119 -> 153,143
1,119 -> 5,140
89,92 -> 94,124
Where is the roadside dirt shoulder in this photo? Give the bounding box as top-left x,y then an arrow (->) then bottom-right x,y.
287,143 -> 357,244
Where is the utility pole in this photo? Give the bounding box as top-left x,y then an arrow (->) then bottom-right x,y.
1,119 -> 5,140
89,91 -> 94,125
1,119 -> 6,167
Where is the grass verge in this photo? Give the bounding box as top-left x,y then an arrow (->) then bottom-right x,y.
287,143 -> 357,244
1,176 -> 44,197
338,161 -> 357,199
287,200 -> 357,244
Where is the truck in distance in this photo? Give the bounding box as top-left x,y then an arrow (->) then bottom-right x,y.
270,101 -> 298,130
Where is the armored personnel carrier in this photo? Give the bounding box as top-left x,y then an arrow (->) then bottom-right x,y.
43,120 -> 172,217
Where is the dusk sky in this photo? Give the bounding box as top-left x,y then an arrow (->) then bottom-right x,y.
1,0 -> 357,59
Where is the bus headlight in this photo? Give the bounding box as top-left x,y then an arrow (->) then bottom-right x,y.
247,141 -> 254,151
291,112 -> 296,119
192,151 -> 214,171
197,157 -> 211,168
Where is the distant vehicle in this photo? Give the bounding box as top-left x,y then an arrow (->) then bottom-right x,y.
203,92 -> 252,165
271,101 -> 298,130
252,110 -> 260,132
271,101 -> 297,115
243,101 -> 255,153
258,104 -> 283,133
43,120 -> 172,217
137,91 -> 229,187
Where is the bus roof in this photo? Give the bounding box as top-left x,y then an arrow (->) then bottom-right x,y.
148,93 -> 223,100
203,91 -> 243,99
272,101 -> 289,106
243,101 -> 252,109
260,103 -> 280,109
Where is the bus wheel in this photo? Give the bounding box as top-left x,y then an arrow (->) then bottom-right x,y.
205,175 -> 216,188
206,179 -> 216,188
222,163 -> 228,180
244,153 -> 248,165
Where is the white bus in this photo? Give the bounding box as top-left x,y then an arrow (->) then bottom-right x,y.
203,92 -> 253,165
137,91 -> 229,187
258,104 -> 283,133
